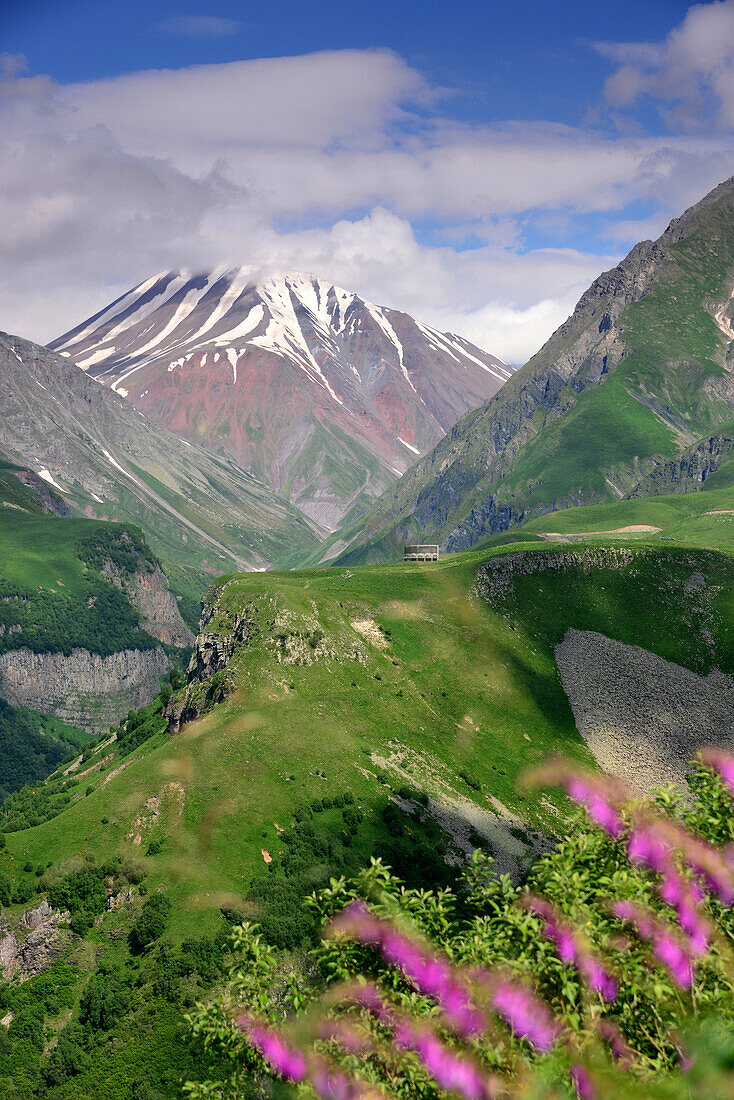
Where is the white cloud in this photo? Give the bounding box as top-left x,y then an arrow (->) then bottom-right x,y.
596,0 -> 734,130
65,50 -> 429,154
228,207 -> 610,361
0,42 -> 733,365
155,16 -> 243,37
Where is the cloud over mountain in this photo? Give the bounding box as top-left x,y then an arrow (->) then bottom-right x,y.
1,15 -> 734,363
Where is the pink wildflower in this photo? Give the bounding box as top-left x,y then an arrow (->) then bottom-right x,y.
627,828 -> 670,874
318,1019 -> 371,1054
612,901 -> 694,988
649,816 -> 734,905
566,777 -> 624,838
329,903 -> 485,1036
341,982 -> 500,1099
526,897 -> 617,1002
700,750 -> 734,798
526,762 -> 626,838
596,1020 -> 633,1067
238,1016 -> 308,1081
309,1064 -> 375,1100
394,1023 -> 498,1100
582,957 -> 619,1003
627,825 -> 711,956
570,1064 -> 596,1099
658,869 -> 710,956
489,979 -> 560,1051
239,1014 -> 378,1100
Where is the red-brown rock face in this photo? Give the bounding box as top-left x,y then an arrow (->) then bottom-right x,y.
52,271 -> 512,528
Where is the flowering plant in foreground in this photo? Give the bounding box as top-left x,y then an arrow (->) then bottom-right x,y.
185,750 -> 734,1100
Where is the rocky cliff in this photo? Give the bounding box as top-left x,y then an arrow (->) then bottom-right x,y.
0,645 -> 170,734
101,558 -> 194,648
628,431 -> 734,497
0,900 -> 72,982
165,592 -> 256,732
0,527 -> 193,733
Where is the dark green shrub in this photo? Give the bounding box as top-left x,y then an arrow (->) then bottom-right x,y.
79,968 -> 132,1032
459,768 -> 481,791
130,893 -> 171,951
342,807 -> 364,832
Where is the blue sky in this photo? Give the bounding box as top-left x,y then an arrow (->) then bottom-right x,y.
4,0 -> 690,124
2,0 -> 733,361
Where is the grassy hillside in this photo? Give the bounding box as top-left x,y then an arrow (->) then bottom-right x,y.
474,485 -> 734,553
0,511 -> 160,658
0,536 -> 732,1095
497,193 -> 734,513
0,473 -> 189,796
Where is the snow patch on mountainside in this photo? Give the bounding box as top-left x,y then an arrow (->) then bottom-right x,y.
38,468 -> 68,493
55,269 -> 510,395
398,436 -> 420,455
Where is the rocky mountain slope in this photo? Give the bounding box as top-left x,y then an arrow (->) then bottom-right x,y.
318,176 -> 734,564
629,426 -> 734,498
0,331 -> 320,572
51,271 -> 512,528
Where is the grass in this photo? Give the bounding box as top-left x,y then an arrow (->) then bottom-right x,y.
1,531 -> 732,1095
475,485 -> 734,553
7,537 -> 733,940
0,512 -> 159,658
500,360 -> 680,505
0,511 -> 105,595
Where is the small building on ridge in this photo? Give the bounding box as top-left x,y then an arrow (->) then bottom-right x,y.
403,544 -> 440,562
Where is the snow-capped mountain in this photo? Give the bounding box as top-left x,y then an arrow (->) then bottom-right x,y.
51,270 -> 513,528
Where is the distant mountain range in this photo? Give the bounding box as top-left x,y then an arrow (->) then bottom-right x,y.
316,176 -> 734,564
0,332 -> 320,573
51,272 -> 512,528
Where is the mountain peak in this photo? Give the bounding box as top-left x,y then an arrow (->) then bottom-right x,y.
51,269 -> 512,528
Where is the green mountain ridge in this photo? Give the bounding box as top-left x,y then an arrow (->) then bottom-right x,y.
311,175 -> 734,566
0,525 -> 732,1095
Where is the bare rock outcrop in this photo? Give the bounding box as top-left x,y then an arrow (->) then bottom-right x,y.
628,431 -> 734,498
555,627 -> 734,792
166,600 -> 256,731
101,559 -> 193,648
0,900 -> 72,981
474,547 -> 635,603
